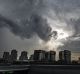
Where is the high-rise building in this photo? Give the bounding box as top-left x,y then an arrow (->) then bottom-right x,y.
29,54 -> 34,61
10,49 -> 17,61
19,51 -> 28,61
33,50 -> 46,61
78,57 -> 80,64
59,50 -> 71,64
3,52 -> 10,61
59,51 -> 64,61
45,51 -> 56,62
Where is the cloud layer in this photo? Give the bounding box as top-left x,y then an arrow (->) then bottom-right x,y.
0,14 -> 57,41
0,0 -> 80,58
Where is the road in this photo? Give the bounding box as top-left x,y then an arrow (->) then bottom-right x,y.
28,65 -> 80,74
0,65 -> 30,72
0,65 -> 80,74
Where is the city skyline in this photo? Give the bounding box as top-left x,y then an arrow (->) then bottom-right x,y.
1,49 -> 80,61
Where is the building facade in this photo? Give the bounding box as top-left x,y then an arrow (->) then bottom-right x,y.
45,51 -> 56,62
10,49 -> 17,62
19,51 -> 28,61
59,50 -> 71,64
33,50 -> 46,61
3,52 -> 10,62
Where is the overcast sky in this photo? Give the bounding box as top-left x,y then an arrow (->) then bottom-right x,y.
0,0 -> 80,60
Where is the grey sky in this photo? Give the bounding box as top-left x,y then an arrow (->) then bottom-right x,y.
0,0 -> 80,60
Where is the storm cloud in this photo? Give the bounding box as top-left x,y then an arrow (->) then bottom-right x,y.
0,0 -> 80,59
0,14 -> 57,41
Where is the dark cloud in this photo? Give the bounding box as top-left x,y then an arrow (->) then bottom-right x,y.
60,40 -> 80,51
0,14 -> 57,41
71,18 -> 80,36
